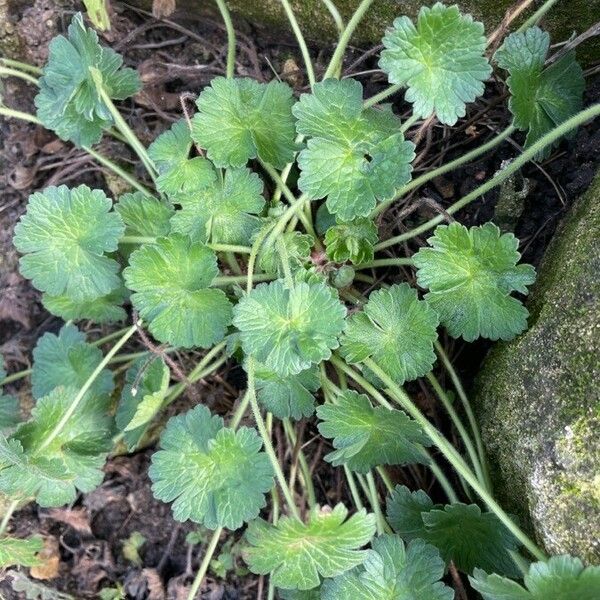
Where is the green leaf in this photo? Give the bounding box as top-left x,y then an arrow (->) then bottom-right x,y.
278,589 -> 321,600
116,357 -> 169,451
34,13 -> 140,146
233,279 -> 346,377
192,77 -> 296,168
317,390 -> 429,473
31,324 -> 114,400
325,218 -> 378,265
379,3 -> 491,125
321,535 -> 454,600
254,363 -> 320,420
245,504 -> 377,590
294,79 -> 415,220
470,555 -> 600,599
13,185 -> 124,302
116,192 -> 173,238
0,536 -> 43,568
341,283 -> 439,385
0,357 -> 20,430
148,120 -> 216,197
42,287 -> 127,324
123,234 -> 233,348
387,486 -> 519,576
149,405 -> 273,530
171,167 -> 265,245
495,27 -> 584,158
413,222 -> 536,341
0,386 -> 113,506
258,232 -> 314,275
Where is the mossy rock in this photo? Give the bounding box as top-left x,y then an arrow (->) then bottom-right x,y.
473,172 -> 600,563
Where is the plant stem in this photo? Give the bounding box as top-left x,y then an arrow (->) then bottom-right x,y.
247,221 -> 278,294
212,273 -> 274,287
321,0 -> 345,36
89,67 -> 158,183
0,58 -> 42,75
366,472 -> 389,534
0,499 -> 19,536
280,0 -> 316,87
35,322 -> 139,455
214,0 -> 236,78
83,145 -> 153,196
363,357 -> 547,561
0,106 -> 41,124
375,104 -> 600,247
283,420 -> 317,508
277,236 -> 295,288
518,0 -> 561,31
324,0 -> 376,78
363,83 -> 403,109
187,526 -> 223,600
371,125 -> 516,218
120,236 -> 252,256
400,113 -> 421,135
0,66 -> 38,85
355,257 -> 413,270
343,465 -> 364,510
426,454 -> 459,503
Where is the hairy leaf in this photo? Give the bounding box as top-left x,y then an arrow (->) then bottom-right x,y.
34,13 -> 140,146
258,232 -> 314,275
233,279 -> 346,377
413,222 -> 536,341
31,324 -> 114,400
42,287 -> 127,324
245,504 -> 377,590
171,168 -> 265,245
380,3 -> 490,125
321,535 -> 454,599
325,218 -> 378,265
116,192 -> 173,238
13,185 -> 124,302
317,391 -> 428,473
123,234 -> 233,348
192,77 -> 296,168
149,405 -> 273,529
495,27 -> 584,157
254,363 -> 320,420
294,79 -> 414,220
470,555 -> 600,599
148,120 -> 216,197
0,536 -> 43,568
0,357 -> 20,430
387,485 -> 519,576
341,283 -> 439,385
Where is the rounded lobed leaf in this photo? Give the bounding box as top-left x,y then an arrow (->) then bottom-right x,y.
379,2 -> 491,125
149,405 -> 273,530
13,185 -> 124,302
325,218 -> 379,265
233,279 -> 347,377
42,287 -> 127,324
116,192 -> 174,238
123,234 -> 233,348
413,222 -> 536,341
341,283 -> 439,385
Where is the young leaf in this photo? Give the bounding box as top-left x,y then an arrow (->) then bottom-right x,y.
413,222 -> 536,341
254,363 -> 320,420
233,279 -> 346,377
0,536 -> 43,568
321,535 -> 454,600
149,405 -> 273,530
170,167 -> 265,245
495,27 -> 584,158
116,192 -> 173,238
387,485 -> 519,576
341,283 -> 439,385
34,13 -> 140,146
325,218 -> 379,265
245,504 -> 377,590
147,120 -> 216,197
191,77 -> 296,168
379,3 -> 491,125
13,185 -> 124,302
258,232 -> 314,275
116,357 -> 169,450
317,391 -> 429,473
123,234 -> 233,348
294,79 -> 415,220
31,324 -> 114,400
470,555 -> 600,599
42,287 -> 127,324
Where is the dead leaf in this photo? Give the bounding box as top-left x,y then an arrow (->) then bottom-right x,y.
30,536 -> 60,580
8,164 -> 37,190
152,0 -> 176,18
282,58 -> 303,88
44,507 -> 92,536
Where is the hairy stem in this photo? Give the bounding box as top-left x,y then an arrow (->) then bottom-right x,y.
363,83 -> 404,109
518,0 -> 561,32
214,0 -> 236,78
280,0 -> 316,87
0,58 -> 42,75
321,0 -> 345,36
187,526 -> 223,600
212,273 -> 274,287
355,257 -> 413,270
366,471 -> 389,534
0,499 -> 19,536
0,66 -> 38,85
0,106 -> 41,124
283,420 -> 317,509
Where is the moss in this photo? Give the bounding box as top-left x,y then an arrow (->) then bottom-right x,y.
473,172 -> 600,563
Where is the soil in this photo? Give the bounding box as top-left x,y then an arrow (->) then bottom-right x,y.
0,2 -> 599,599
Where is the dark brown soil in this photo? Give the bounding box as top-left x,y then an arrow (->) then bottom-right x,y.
1,1 -> 599,598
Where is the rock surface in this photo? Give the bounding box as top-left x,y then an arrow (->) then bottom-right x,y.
473,172 -> 600,563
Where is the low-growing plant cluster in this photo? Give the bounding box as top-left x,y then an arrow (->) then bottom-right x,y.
1,1 -> 599,598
